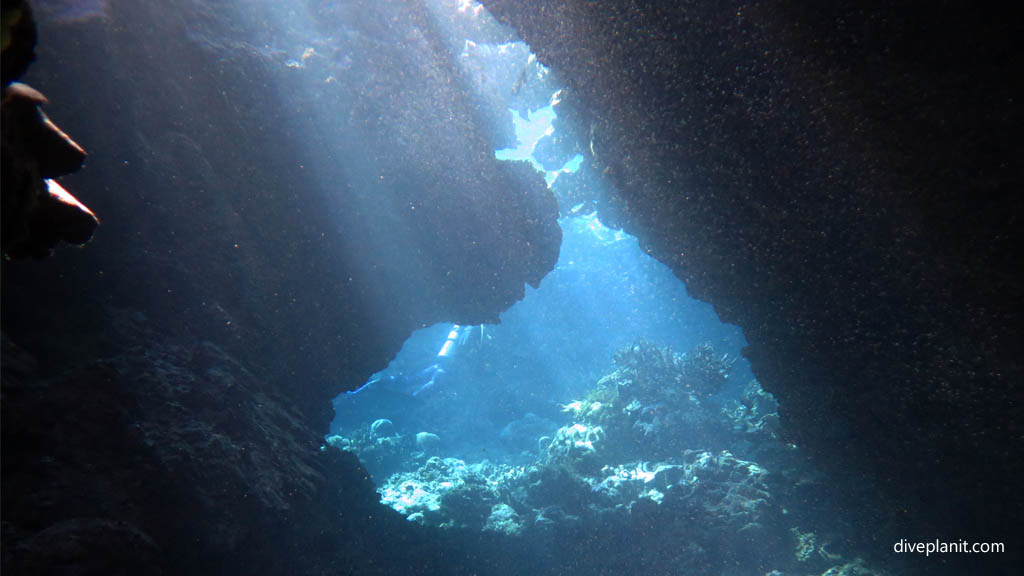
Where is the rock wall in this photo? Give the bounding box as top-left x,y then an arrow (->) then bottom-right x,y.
2,0 -> 558,573
4,0 -> 560,418
480,0 -> 1022,557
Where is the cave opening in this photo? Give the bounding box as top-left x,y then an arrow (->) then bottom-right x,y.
328,209 -> 765,530
326,0 -> 786,541
43,0 -> 872,569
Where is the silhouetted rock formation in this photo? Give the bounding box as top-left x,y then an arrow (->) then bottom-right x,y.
3,1 -> 557,573
480,0 -> 1021,569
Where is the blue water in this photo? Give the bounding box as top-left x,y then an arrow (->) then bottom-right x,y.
332,207 -> 753,453
331,15 -> 753,465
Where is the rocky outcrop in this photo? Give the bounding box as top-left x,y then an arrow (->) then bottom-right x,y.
2,0 -> 559,573
480,0 -> 1021,564
1,336 -> 375,573
3,0 -> 560,420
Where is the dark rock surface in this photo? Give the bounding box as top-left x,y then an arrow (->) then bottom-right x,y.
480,0 -> 1021,564
0,337 -> 529,576
2,1 -> 558,574
3,0 -> 560,421
2,335 -> 369,574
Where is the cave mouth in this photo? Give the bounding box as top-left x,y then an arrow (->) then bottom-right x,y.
326,0 -> 768,537
314,1 -> 877,572
328,209 -> 762,533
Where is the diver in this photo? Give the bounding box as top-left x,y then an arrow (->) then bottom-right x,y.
348,324 -> 486,397
410,324 -> 474,396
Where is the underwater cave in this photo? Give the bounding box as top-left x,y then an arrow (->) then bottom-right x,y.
2,1 -> 1018,575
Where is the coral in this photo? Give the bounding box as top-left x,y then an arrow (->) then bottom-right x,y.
370,418 -> 395,439
543,423 -> 605,474
793,527 -> 820,563
379,457 -> 468,522
361,339 -> 884,576
556,340 -> 736,462
326,420 -> 413,480
723,380 -> 780,438
790,526 -> 844,573
377,457 -> 531,530
484,503 -> 523,535
438,479 -> 495,530
675,450 -> 773,525
612,338 -> 734,400
415,431 -> 441,456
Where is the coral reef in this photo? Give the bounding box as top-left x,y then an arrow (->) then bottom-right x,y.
724,380 -> 781,438
553,339 -> 736,464
612,339 -> 735,399
378,457 -> 527,532
330,340 -> 885,575
483,503 -> 523,535
326,422 -> 410,481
